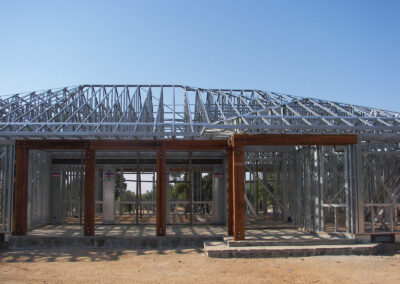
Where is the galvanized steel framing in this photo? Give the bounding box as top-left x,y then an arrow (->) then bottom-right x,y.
1,85 -> 399,140
0,84 -> 399,241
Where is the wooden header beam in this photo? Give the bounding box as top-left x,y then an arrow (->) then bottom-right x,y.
164,140 -> 227,150
22,140 -> 87,150
16,135 -> 356,151
19,139 -> 228,151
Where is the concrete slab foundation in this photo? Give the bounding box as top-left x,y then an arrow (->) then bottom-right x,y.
26,224 -> 226,237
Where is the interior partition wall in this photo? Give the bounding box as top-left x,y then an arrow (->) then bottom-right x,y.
27,150 -> 51,229
243,145 -> 358,235
49,163 -> 84,225
358,139 -> 400,234
290,145 -> 358,234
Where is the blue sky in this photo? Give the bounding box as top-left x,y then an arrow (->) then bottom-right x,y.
0,0 -> 399,111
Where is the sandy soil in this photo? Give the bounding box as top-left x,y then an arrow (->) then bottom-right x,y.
1,248 -> 400,284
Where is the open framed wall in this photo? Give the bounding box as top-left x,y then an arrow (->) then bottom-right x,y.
0,134 -> 397,242
0,142 -> 14,234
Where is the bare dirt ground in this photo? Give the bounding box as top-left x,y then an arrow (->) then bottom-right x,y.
1,247 -> 400,284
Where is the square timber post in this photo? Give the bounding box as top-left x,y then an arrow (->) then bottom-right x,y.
13,141 -> 29,235
227,147 -> 233,236
233,140 -> 245,240
84,143 -> 96,236
156,143 -> 166,236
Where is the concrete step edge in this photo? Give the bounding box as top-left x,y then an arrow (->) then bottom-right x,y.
205,243 -> 382,258
225,239 -> 356,247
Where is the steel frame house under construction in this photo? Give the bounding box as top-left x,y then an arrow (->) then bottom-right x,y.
0,84 -> 400,242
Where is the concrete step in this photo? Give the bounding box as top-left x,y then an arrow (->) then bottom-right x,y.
224,237 -> 356,247
204,241 -> 382,258
8,236 -> 223,250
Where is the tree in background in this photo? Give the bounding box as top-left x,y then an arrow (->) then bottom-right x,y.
168,172 -> 213,201
201,173 -> 212,201
169,173 -> 188,201
170,182 -> 188,201
114,171 -> 127,200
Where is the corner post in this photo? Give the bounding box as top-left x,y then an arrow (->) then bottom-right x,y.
227,147 -> 233,235
232,139 -> 245,240
13,141 -> 29,235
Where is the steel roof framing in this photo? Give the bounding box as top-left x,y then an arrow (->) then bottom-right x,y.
0,85 -> 399,140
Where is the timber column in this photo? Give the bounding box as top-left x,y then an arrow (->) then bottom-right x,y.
232,138 -> 245,240
84,142 -> 96,236
156,143 -> 166,236
227,147 -> 233,235
13,141 -> 29,235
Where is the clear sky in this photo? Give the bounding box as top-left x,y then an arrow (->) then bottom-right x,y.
0,0 -> 399,111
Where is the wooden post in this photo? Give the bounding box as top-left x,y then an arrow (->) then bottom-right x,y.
156,144 -> 166,236
233,142 -> 245,240
84,144 -> 95,236
227,147 -> 233,236
13,141 -> 29,235
273,160 -> 278,221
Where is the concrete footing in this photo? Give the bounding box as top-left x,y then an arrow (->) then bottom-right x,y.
356,233 -> 400,244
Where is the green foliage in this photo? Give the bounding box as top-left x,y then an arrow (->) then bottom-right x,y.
168,172 -> 212,201
169,182 -> 188,201
114,171 -> 127,200
141,190 -> 154,201
119,190 -> 135,201
201,174 -> 212,201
